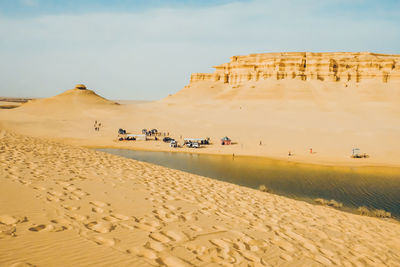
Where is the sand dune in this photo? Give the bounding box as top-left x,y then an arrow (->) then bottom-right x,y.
166,79 -> 400,104
19,86 -> 118,115
1,128 -> 400,266
1,81 -> 400,166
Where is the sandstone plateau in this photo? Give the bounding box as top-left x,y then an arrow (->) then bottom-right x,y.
170,52 -> 400,102
191,52 -> 400,84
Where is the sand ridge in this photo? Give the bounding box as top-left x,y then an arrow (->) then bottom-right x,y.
1,128 -> 400,266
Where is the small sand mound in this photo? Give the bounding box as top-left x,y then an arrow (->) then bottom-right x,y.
15,85 -> 119,115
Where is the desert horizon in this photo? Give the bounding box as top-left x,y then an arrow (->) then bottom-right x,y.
2,1 -> 400,266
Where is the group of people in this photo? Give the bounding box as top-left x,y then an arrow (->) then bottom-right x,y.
94,120 -> 102,131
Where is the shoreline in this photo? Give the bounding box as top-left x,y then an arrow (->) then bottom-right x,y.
95,147 -> 400,221
86,142 -> 400,170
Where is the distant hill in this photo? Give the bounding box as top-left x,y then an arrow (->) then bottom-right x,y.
17,85 -> 119,115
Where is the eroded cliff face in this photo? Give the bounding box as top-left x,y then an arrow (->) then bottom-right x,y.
190,52 -> 400,85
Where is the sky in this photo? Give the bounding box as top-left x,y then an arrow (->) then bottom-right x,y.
0,0 -> 399,100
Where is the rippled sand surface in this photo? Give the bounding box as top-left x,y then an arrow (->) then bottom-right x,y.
1,128 -> 400,266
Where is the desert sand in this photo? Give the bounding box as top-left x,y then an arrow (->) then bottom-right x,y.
1,128 -> 400,266
1,52 -> 400,266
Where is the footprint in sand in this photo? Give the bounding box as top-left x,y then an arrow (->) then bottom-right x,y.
90,201 -> 109,208
161,230 -> 184,242
149,232 -> 171,243
92,207 -> 104,214
0,215 -> 27,225
28,224 -> 50,232
33,186 -> 46,191
48,190 -> 64,197
135,222 -> 158,232
128,246 -> 158,261
209,239 -> 231,250
64,185 -> 77,191
111,213 -> 130,221
71,190 -> 88,198
46,195 -> 63,203
92,236 -> 120,246
0,224 -> 16,236
189,225 -> 203,232
233,241 -> 246,251
237,250 -> 261,263
85,221 -> 114,233
102,216 -> 119,223
67,213 -> 88,222
62,204 -> 80,211
179,212 -> 194,222
162,204 -> 176,211
50,218 -> 71,231
157,253 -> 188,267
69,195 -> 80,201
119,222 -> 134,230
18,179 -> 31,186
144,241 -> 166,252
57,181 -> 72,187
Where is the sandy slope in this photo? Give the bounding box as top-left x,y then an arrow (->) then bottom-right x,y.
1,81 -> 400,166
0,101 -> 22,109
1,128 -> 400,266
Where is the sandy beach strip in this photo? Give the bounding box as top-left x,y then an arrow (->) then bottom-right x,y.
1,127 -> 400,266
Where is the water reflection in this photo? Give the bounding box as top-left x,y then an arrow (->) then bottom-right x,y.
98,148 -> 400,218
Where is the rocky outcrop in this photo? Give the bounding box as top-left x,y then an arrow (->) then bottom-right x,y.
75,84 -> 87,90
190,52 -> 400,85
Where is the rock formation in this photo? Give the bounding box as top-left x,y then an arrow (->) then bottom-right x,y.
190,52 -> 400,85
75,84 -> 87,90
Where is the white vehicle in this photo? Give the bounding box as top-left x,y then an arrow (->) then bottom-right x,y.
170,140 -> 178,148
191,142 -> 200,148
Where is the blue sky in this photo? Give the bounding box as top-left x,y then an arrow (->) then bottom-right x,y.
0,0 -> 399,100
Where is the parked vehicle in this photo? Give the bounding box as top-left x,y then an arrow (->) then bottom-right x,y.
170,140 -> 178,147
163,137 -> 174,143
192,142 -> 200,148
351,148 -> 369,158
221,136 -> 232,145
118,128 -> 126,134
186,142 -> 200,148
184,138 -> 210,145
